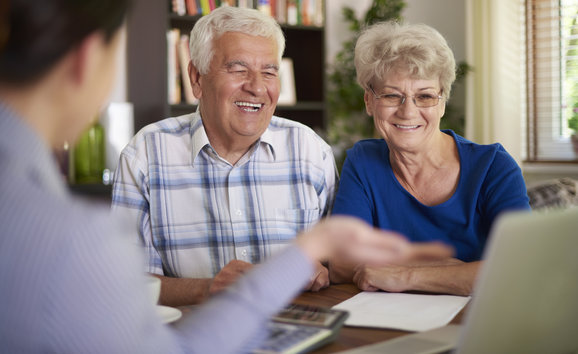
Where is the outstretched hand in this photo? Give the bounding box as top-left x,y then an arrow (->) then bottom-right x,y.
295,216 -> 453,266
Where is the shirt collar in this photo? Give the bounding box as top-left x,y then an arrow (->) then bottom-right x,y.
259,125 -> 277,160
189,110 -> 278,164
190,111 -> 211,164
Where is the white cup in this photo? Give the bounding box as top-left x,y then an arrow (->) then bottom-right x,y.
146,276 -> 161,305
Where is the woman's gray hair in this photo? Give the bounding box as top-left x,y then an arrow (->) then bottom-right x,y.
354,20 -> 456,100
189,6 -> 285,75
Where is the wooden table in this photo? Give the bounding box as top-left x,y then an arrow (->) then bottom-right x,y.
292,284 -> 466,353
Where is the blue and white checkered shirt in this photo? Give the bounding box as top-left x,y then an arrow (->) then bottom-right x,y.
112,112 -> 337,278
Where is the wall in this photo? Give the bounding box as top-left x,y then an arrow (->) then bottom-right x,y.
404,0 -> 466,124
327,0 -> 466,64
109,27 -> 128,103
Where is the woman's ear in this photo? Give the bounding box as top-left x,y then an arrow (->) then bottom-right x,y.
364,90 -> 373,117
188,61 -> 202,99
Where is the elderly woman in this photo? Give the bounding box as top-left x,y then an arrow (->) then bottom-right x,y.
329,21 -> 530,296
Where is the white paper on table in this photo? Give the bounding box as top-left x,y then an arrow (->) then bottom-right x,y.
332,292 -> 470,332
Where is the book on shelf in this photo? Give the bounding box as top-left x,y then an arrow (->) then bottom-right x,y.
199,0 -> 211,15
184,0 -> 198,15
236,0 -> 253,8
166,29 -> 181,105
313,0 -> 323,27
170,0 -> 324,27
271,0 -> 277,18
171,0 -> 187,15
281,0 -> 324,26
301,0 -> 323,26
276,0 -> 286,23
301,0 -> 311,26
257,0 -> 271,16
286,0 -> 298,25
177,35 -> 199,105
278,58 -> 296,106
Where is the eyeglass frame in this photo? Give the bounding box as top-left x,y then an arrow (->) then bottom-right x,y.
368,85 -> 444,108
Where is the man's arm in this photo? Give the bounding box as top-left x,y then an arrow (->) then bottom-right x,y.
155,275 -> 212,306
352,259 -> 480,296
156,259 -> 255,306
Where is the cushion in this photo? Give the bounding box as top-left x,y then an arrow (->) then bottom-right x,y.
527,177 -> 578,210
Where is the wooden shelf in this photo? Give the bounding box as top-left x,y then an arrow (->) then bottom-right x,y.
68,183 -> 112,201
126,0 -> 326,133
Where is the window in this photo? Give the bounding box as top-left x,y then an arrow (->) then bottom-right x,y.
526,0 -> 578,161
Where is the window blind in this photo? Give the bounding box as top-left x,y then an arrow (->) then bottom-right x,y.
526,0 -> 578,161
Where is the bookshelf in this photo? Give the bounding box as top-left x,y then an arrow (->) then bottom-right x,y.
126,0 -> 327,134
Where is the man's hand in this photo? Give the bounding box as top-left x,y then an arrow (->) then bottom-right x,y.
303,261 -> 330,292
209,260 -> 254,295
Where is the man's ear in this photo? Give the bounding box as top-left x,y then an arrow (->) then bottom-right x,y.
188,61 -> 202,99
69,32 -> 102,86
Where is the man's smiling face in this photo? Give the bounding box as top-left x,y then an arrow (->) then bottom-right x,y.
195,31 -> 280,150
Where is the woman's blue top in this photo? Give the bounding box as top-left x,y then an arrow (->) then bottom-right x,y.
332,130 -> 531,261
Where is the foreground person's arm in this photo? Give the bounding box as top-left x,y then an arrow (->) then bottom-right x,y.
172,216 -> 454,353
44,215 -> 451,354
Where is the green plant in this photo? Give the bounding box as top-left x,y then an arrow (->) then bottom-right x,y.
439,61 -> 472,134
569,108 -> 578,135
326,0 -> 470,170
564,11 -> 578,137
570,104 -> 578,157
327,0 -> 406,169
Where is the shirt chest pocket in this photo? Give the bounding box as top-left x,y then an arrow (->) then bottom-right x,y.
272,208 -> 321,241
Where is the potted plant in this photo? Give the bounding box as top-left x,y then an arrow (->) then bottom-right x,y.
569,106 -> 578,156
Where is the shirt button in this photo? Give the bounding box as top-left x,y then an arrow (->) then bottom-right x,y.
242,250 -> 248,256
236,209 -> 242,216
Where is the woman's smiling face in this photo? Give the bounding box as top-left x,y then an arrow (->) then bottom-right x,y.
364,72 -> 446,153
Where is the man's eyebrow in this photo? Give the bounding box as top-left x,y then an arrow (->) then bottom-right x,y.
225,60 -> 279,71
264,64 -> 279,71
225,60 -> 249,69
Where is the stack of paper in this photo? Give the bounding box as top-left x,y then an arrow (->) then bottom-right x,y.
333,292 -> 470,332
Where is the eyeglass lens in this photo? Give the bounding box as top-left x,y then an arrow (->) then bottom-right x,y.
370,86 -> 442,108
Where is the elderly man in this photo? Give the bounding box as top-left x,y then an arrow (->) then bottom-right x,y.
112,6 -> 337,306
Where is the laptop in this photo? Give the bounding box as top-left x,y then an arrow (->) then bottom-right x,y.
341,207 -> 578,354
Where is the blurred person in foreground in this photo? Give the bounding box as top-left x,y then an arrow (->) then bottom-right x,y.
329,21 -> 530,296
112,6 -> 337,306
0,1 -> 452,352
